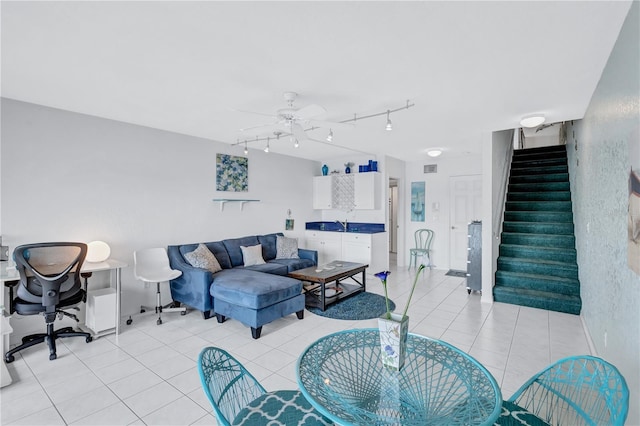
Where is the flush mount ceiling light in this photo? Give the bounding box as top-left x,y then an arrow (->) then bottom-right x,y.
520,114 -> 545,128
427,149 -> 443,157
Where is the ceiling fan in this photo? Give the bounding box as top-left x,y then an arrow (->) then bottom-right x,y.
237,92 -> 349,143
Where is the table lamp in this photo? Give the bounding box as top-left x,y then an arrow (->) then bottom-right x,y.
86,241 -> 110,263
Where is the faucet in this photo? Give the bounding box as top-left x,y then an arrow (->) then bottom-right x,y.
336,219 -> 348,232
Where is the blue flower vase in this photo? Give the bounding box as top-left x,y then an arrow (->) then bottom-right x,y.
345,166 -> 351,174
322,164 -> 329,176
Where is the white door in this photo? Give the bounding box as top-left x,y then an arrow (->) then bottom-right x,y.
389,184 -> 398,253
449,175 -> 482,271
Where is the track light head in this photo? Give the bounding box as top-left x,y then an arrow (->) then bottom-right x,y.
326,129 -> 333,142
294,139 -> 299,148
264,137 -> 270,153
385,111 -> 392,131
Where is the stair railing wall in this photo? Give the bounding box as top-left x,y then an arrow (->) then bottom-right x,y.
493,130 -> 516,243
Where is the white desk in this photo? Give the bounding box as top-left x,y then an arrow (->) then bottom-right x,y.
1,259 -> 128,336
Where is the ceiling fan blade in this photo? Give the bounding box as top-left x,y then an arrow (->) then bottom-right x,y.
306,119 -> 354,130
291,123 -> 309,142
293,104 -> 326,120
230,108 -> 278,118
240,123 -> 286,135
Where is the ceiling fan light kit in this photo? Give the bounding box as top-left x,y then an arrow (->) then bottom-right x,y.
234,92 -> 415,153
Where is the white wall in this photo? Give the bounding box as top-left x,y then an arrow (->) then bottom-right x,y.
1,99 -> 320,324
404,154 -> 482,270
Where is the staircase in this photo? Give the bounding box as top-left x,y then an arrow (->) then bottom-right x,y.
493,144 -> 581,314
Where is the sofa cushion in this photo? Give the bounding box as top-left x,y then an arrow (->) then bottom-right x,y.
211,269 -> 302,310
269,258 -> 315,273
184,243 -> 221,273
257,233 -> 280,261
246,262 -> 288,276
179,241 -> 232,270
204,242 -> 232,270
241,244 -> 266,266
223,236 -> 260,267
276,236 -> 300,259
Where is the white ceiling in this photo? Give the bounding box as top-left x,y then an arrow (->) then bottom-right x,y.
1,1 -> 632,162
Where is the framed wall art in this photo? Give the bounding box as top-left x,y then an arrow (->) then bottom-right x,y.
216,154 -> 248,192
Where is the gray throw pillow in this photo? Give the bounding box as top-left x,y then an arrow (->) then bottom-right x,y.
184,243 -> 222,273
276,236 -> 300,259
241,244 -> 266,266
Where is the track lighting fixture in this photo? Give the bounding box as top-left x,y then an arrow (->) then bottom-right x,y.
243,141 -> 248,155
234,100 -> 414,151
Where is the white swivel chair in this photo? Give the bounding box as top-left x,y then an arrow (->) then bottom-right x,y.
132,247 -> 186,325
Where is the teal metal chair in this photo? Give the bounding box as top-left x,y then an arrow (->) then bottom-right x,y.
495,355 -> 629,426
198,347 -> 332,426
408,229 -> 434,270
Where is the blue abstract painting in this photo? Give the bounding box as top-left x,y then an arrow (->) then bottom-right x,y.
411,181 -> 425,222
216,154 -> 248,192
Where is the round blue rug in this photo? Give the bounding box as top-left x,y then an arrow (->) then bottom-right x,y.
307,292 -> 396,320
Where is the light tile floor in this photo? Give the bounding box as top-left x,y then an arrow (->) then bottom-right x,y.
1,263 -> 592,425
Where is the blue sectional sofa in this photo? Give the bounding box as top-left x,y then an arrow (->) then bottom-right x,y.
167,233 -> 317,338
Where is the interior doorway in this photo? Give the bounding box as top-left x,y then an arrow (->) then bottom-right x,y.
389,178 -> 399,264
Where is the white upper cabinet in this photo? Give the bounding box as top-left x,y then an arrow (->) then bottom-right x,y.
312,176 -> 333,209
354,173 -> 381,210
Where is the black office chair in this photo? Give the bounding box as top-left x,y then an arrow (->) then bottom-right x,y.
5,242 -> 93,363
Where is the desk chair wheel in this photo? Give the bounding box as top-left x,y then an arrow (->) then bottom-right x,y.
157,318 -> 162,325
126,317 -> 133,325
86,336 -> 93,343
50,353 -> 56,361
5,354 -> 14,363
181,311 -> 186,316
140,308 -> 146,313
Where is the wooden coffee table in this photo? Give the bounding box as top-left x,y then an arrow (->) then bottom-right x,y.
288,261 -> 367,311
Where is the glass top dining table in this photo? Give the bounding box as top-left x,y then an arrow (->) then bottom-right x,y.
296,329 -> 502,426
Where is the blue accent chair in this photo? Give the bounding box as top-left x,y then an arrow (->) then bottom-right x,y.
495,355 -> 629,425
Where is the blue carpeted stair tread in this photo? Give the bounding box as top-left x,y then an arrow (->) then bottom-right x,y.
508,191 -> 571,201
493,286 -> 581,315
499,244 -> 577,262
503,221 -> 575,234
495,271 -> 580,296
508,182 -> 570,192
504,211 -> 574,223
510,165 -> 568,175
505,201 -> 573,212
498,257 -> 578,279
501,232 -> 575,248
510,173 -> 569,184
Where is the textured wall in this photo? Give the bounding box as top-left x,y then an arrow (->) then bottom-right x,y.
566,2 -> 639,423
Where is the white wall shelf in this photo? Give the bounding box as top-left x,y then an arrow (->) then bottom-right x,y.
212,198 -> 260,211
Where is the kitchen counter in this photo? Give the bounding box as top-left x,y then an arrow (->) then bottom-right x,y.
305,221 -> 385,234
